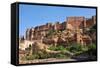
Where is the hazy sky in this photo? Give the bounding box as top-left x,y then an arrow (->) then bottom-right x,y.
19,4 -> 96,36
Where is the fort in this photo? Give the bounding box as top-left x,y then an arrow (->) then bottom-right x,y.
19,16 -> 96,50
19,16 -> 96,64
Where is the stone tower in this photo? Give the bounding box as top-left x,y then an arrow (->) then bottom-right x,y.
26,28 -> 30,40
66,16 -> 84,30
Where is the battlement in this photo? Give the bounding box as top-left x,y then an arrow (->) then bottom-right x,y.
25,16 -> 96,41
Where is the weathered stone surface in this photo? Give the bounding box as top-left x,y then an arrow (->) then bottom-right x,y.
32,42 -> 49,53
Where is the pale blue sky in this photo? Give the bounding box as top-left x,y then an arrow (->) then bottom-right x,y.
19,4 -> 96,36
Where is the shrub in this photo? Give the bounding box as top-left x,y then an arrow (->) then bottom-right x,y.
48,45 -> 66,51
88,44 -> 96,51
37,50 -> 50,59
67,44 -> 83,53
56,53 -> 66,59
46,30 -> 56,37
26,55 -> 36,60
87,44 -> 96,56
48,46 -> 56,50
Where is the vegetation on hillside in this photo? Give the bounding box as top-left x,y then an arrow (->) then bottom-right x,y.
20,43 -> 96,61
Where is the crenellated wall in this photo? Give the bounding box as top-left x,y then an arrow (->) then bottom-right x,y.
25,16 -> 96,42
